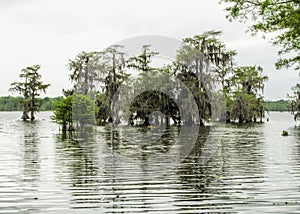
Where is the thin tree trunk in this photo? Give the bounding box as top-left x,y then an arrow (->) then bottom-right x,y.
144,116 -> 150,126
165,116 -> 170,127
31,95 -> 35,120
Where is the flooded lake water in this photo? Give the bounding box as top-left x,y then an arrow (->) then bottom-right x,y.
0,111 -> 299,213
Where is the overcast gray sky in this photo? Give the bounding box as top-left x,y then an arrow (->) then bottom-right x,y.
0,0 -> 298,100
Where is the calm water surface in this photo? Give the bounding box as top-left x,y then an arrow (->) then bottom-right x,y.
0,111 -> 299,213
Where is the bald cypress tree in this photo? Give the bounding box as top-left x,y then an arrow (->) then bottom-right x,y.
10,65 -> 50,121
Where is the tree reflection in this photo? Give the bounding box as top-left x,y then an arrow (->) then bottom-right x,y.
55,130 -> 102,209
176,124 -> 265,211
21,121 -> 41,187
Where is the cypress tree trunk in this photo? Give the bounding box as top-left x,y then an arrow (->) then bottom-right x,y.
239,114 -> 243,123
165,116 -> 170,127
30,95 -> 35,120
144,116 -> 150,126
21,109 -> 29,121
200,119 -> 204,126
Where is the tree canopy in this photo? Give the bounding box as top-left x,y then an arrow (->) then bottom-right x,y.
52,32 -> 270,130
9,65 -> 50,120
221,0 -> 300,70
0,96 -> 62,111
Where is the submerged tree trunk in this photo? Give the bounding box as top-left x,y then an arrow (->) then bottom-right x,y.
238,114 -> 243,123
21,109 -> 29,121
30,94 -> 35,121
31,111 -> 35,121
144,116 -> 150,126
225,111 -> 231,123
62,124 -> 67,132
165,116 -> 170,127
114,116 -> 121,125
22,95 -> 29,121
200,119 -> 204,126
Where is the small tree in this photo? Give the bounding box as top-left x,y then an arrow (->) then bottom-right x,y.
9,65 -> 50,120
52,94 -> 95,131
51,95 -> 73,132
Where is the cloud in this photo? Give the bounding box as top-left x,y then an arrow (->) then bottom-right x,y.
0,0 -> 39,9
0,0 -> 298,99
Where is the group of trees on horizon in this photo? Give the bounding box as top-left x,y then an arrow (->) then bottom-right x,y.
6,0 -> 299,128
0,96 -> 62,111
0,96 -> 291,112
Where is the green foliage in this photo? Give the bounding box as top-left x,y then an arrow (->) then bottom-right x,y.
228,91 -> 264,123
0,96 -> 23,111
99,46 -> 128,123
68,51 -> 101,95
221,0 -> 299,122
59,32 -> 269,127
0,96 -> 62,111
9,65 -> 50,120
228,91 -> 253,122
221,0 -> 300,70
51,96 -> 73,131
126,46 -> 163,126
95,92 -> 110,124
127,45 -> 158,72
72,94 -> 96,127
227,66 -> 268,123
68,47 -> 129,124
265,100 -> 290,111
38,97 -> 63,111
174,31 -> 235,124
289,83 -> 300,120
52,94 -> 95,131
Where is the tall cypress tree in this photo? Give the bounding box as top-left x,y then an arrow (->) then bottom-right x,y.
10,65 -> 50,120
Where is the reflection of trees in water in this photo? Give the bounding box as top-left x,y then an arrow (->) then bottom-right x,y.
54,124 -> 265,211
21,121 -> 41,187
178,126 -> 215,194
55,130 -> 103,209
292,126 -> 300,162
99,125 -> 177,212
102,125 -> 121,150
58,125 -> 183,211
55,128 -> 154,210
101,125 -> 179,159
224,123 -> 265,177
177,124 -> 265,209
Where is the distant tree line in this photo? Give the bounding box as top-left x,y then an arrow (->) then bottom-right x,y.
265,100 -> 290,112
0,96 -> 62,111
1,96 -> 290,112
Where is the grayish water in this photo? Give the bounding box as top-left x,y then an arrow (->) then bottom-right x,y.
0,111 -> 299,213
